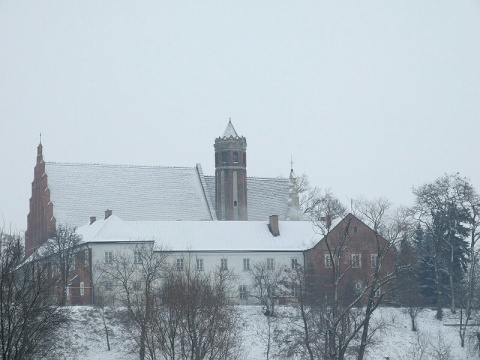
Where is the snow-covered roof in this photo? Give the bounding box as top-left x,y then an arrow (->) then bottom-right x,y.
45,162 -> 215,226
222,120 -> 239,138
204,176 -> 290,221
45,162 -> 290,226
77,215 -> 320,252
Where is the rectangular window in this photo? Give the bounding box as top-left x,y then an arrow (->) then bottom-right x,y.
196,258 -> 204,271
239,285 -> 248,299
105,281 -> 113,291
354,282 -> 362,294
374,286 -> 381,297
133,281 -> 141,292
324,254 -> 333,268
84,250 -> 89,267
351,254 -> 361,268
176,258 -> 184,271
134,251 -> 142,264
291,258 -> 299,269
221,258 -> 228,270
371,254 -> 379,268
267,258 -> 274,270
243,258 -> 250,271
105,251 -> 113,264
80,281 -> 85,296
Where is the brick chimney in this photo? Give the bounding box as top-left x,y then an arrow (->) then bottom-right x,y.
268,215 -> 280,237
105,209 -> 112,219
90,216 -> 96,225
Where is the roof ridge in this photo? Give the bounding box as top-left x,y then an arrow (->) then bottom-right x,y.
45,161 -> 197,170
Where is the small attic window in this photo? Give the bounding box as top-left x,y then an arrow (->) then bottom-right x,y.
233,151 -> 238,164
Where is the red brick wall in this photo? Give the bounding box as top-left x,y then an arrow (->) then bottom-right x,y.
305,214 -> 396,304
25,143 -> 56,257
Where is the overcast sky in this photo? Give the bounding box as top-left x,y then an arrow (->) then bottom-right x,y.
1,1 -> 479,233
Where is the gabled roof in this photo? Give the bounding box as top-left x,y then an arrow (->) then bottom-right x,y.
45,162 -> 291,226
45,162 -> 216,226
203,176 -> 290,221
77,215 -> 320,252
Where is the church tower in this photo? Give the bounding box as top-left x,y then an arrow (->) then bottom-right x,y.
25,141 -> 56,257
214,120 -> 247,220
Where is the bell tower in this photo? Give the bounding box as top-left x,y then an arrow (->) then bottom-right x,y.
214,119 -> 247,220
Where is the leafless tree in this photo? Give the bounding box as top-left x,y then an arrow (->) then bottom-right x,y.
0,227 -> 69,359
412,174 -> 473,319
44,224 -> 83,305
293,193 -> 407,360
248,260 -> 286,317
154,258 -> 244,360
96,242 -> 168,360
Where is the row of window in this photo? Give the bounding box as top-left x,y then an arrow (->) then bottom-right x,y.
104,251 -> 143,264
238,284 -> 298,300
324,254 -> 379,268
175,257 -> 300,271
216,151 -> 246,166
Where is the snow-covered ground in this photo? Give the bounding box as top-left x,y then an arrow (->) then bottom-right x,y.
54,306 -> 477,359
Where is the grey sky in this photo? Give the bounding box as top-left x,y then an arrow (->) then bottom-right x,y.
1,1 -> 479,232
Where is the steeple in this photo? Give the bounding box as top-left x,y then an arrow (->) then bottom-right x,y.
214,119 -> 248,220
26,140 -> 56,257
287,158 -> 302,221
37,134 -> 43,164
222,118 -> 239,138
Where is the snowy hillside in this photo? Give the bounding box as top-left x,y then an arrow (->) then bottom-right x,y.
54,306 -> 476,359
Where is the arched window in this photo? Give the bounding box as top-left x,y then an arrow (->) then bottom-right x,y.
233,151 -> 238,164
222,152 -> 228,165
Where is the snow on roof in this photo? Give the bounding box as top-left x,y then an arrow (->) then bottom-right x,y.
45,162 -> 215,226
204,176 -> 290,221
45,161 -> 290,227
77,215 -> 320,252
222,120 -> 239,138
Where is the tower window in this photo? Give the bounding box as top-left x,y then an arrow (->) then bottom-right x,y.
243,153 -> 246,165
234,200 -> 237,207
222,152 -> 228,165
233,151 -> 238,164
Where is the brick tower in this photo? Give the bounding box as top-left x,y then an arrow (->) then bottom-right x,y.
214,120 -> 247,220
25,141 -> 56,257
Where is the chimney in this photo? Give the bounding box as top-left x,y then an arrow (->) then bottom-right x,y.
268,215 -> 280,237
105,209 -> 112,219
90,216 -> 96,225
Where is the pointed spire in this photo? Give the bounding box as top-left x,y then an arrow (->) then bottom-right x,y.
37,134 -> 43,161
222,118 -> 239,138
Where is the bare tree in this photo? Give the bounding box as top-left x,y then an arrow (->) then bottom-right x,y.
0,228 -> 69,359
44,224 -> 83,305
412,174 -> 472,319
248,260 -> 286,317
97,242 -> 168,360
298,194 -> 406,360
154,258 -> 243,360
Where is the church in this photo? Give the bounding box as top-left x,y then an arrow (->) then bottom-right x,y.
25,120 -> 319,305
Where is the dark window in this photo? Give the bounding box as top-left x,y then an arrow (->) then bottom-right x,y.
234,200 -> 237,207
239,285 -> 248,299
222,152 -> 228,165
243,153 -> 246,165
233,151 -> 238,164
